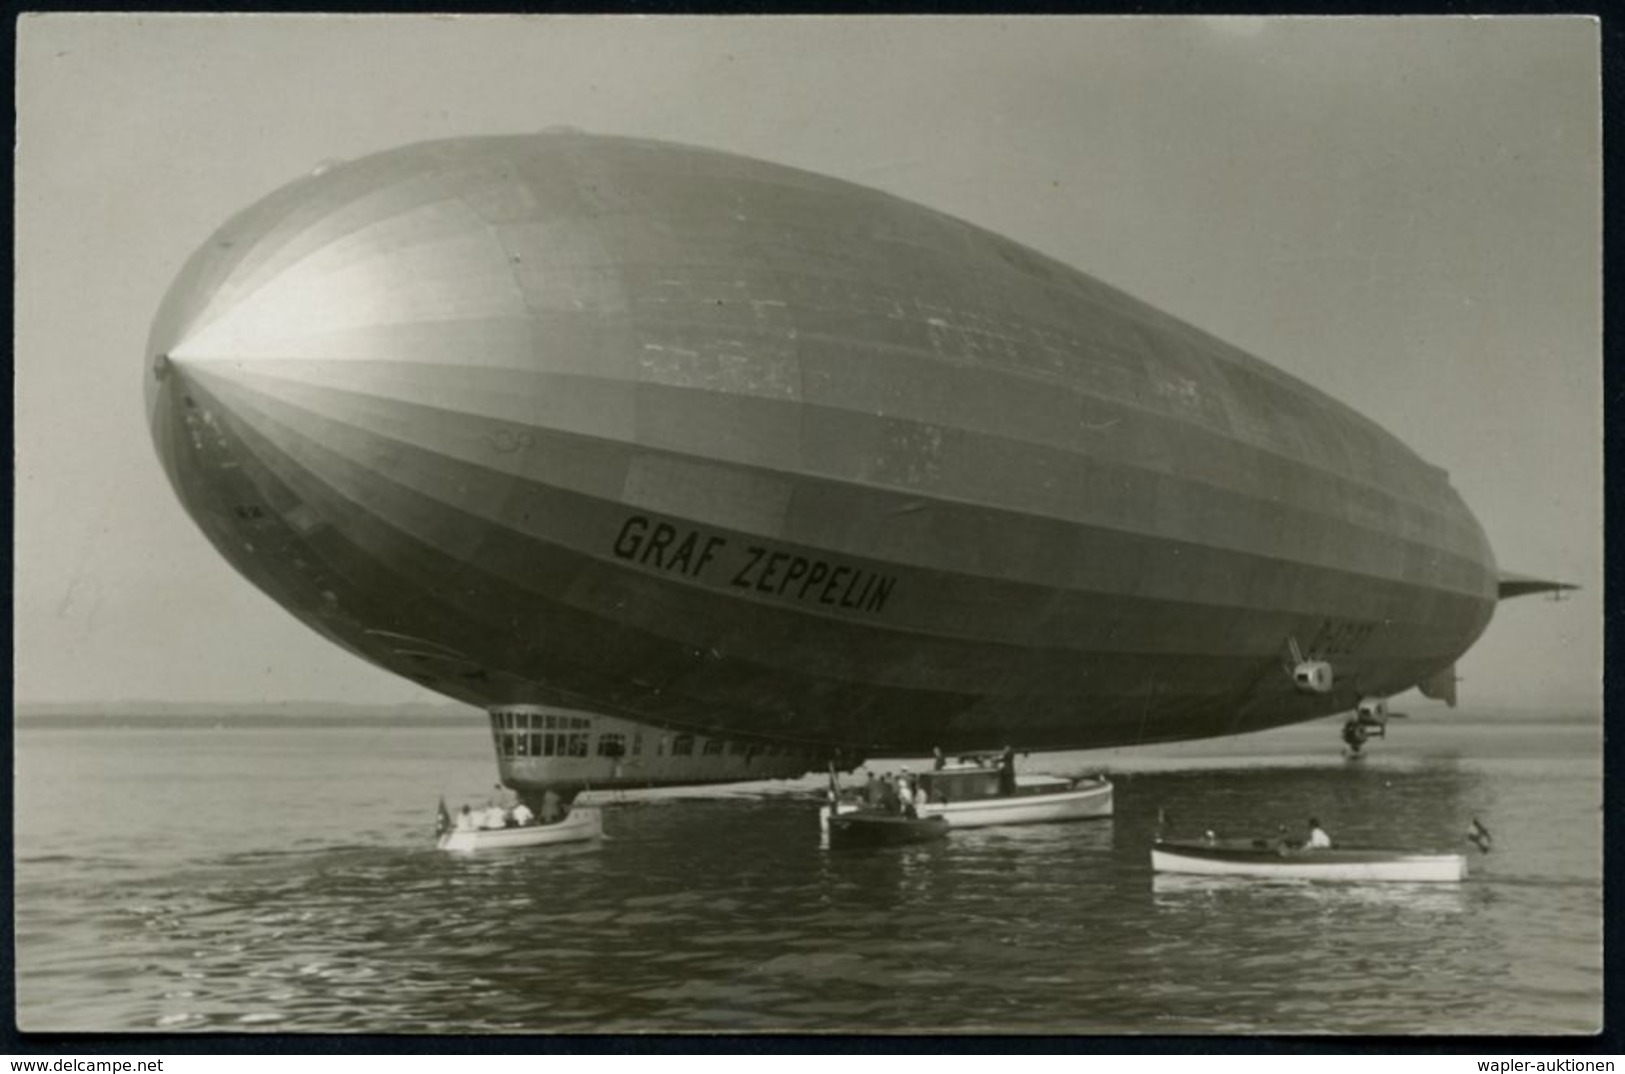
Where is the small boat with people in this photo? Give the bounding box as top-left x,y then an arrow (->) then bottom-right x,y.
435,793 -> 603,852
1150,831 -> 1468,883
1151,839 -> 1467,882
820,747 -> 1113,840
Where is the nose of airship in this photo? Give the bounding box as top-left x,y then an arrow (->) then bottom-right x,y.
142,187 -> 334,561
145,346 -> 223,521
144,236 -> 237,513
145,302 -> 203,511
143,143 -> 540,597
142,216 -> 352,631
142,161 -> 356,528
144,348 -> 184,497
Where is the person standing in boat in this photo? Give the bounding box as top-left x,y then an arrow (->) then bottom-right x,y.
860,769 -> 879,806
932,747 -> 946,771
897,769 -> 917,817
997,746 -> 1016,796
1306,818 -> 1332,849
878,774 -> 901,814
540,788 -> 564,824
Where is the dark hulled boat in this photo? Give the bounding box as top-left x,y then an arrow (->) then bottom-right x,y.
826,810 -> 950,849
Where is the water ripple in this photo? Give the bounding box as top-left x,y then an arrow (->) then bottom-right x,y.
14,722 -> 1604,1033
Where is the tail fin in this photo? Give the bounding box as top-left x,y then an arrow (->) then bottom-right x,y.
1497,571 -> 1578,600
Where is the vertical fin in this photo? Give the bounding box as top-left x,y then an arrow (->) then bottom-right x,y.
1418,665 -> 1459,708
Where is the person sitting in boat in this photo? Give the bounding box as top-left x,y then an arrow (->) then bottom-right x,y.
478,802 -> 507,829
510,800 -> 535,827
997,746 -> 1016,795
1306,818 -> 1332,849
456,804 -> 477,831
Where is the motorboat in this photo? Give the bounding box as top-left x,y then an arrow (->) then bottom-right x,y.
821,764 -> 1112,835
915,768 -> 1112,828
436,806 -> 603,852
1150,838 -> 1467,883
825,809 -> 949,848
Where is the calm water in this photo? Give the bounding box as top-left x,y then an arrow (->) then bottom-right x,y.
13,711 -> 1602,1034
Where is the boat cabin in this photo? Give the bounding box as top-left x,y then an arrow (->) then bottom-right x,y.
916,765 -> 1072,803
917,766 -> 1001,803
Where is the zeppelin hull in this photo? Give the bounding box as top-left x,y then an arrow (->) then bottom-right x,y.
146,131 -> 1498,754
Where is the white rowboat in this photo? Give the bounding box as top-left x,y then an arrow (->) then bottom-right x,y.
1151,840 -> 1467,883
821,769 -> 1112,838
437,806 -> 603,852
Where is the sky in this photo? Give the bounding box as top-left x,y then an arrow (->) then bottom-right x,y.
13,15 -> 1602,711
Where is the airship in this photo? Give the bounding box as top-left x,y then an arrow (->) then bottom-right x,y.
145,130 -> 1566,797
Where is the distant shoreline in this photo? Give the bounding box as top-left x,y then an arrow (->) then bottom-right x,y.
13,701 -> 482,728
14,713 -> 482,729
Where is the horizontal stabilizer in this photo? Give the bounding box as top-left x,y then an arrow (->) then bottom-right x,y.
1497,571 -> 1579,601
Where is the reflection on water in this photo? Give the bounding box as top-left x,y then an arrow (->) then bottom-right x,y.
1150,873 -> 1469,914
14,716 -> 1602,1034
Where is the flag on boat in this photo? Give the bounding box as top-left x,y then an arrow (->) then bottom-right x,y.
436,797 -> 453,836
